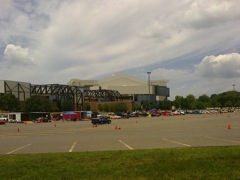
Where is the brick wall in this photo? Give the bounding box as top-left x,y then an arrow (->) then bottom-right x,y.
89,100 -> 133,112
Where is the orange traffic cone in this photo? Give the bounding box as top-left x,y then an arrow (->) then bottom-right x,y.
115,125 -> 118,130
17,128 -> 20,132
227,123 -> 231,129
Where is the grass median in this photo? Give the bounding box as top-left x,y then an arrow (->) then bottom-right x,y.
1,146 -> 240,179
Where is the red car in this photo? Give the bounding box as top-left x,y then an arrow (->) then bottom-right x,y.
161,111 -> 172,116
0,119 -> 6,125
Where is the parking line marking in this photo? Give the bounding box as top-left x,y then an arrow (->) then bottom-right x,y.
118,140 -> 133,150
69,141 -> 77,152
205,136 -> 240,144
6,144 -> 31,154
162,138 -> 191,147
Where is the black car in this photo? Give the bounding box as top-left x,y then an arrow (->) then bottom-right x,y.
91,117 -> 111,125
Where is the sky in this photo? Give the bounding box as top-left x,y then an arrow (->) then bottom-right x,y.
0,0 -> 240,100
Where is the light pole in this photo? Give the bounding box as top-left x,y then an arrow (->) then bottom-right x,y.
233,84 -> 235,109
147,72 -> 151,111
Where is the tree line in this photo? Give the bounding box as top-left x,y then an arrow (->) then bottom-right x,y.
0,95 -> 70,112
140,90 -> 240,111
0,94 -> 128,113
0,90 -> 239,112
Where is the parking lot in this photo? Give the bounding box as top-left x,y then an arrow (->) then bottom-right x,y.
1,112 -> 240,154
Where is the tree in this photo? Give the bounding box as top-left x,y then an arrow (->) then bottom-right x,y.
61,100 -> 73,111
0,93 -> 20,111
103,104 -> 109,112
115,103 -> 128,112
173,96 -> 184,109
83,102 -> 91,111
198,94 -> 210,103
185,94 -> 196,109
195,100 -> 205,109
196,94 -> 211,109
41,100 -> 53,112
23,96 -> 42,112
159,99 -> 172,110
210,94 -> 220,107
224,100 -> 233,107
23,96 -> 56,112
98,104 -> 103,111
141,101 -> 148,110
132,102 -> 141,111
150,102 -> 158,109
109,104 -> 115,112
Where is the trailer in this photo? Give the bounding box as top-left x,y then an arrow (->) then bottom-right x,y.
63,111 -> 81,121
8,112 -> 30,123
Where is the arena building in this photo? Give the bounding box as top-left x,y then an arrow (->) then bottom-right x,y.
68,74 -> 170,104
0,74 -> 169,111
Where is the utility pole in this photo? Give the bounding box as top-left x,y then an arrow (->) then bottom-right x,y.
147,72 -> 151,111
233,84 -> 235,109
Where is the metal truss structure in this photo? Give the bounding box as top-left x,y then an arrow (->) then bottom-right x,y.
2,81 -> 31,101
84,89 -> 122,101
31,84 -> 84,110
1,81 -> 123,110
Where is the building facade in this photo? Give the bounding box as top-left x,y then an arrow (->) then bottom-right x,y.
0,80 -> 31,101
0,74 -> 170,111
68,74 -> 170,104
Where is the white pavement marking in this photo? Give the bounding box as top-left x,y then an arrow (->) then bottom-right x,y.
118,140 -> 133,150
205,136 -> 240,144
69,141 -> 77,152
162,138 -> 191,147
6,144 -> 31,154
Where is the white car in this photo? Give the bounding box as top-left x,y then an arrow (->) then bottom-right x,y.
0,116 -> 8,122
110,115 -> 121,119
179,110 -> 185,115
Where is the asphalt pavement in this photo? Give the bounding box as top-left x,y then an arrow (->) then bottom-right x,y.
0,112 -> 240,154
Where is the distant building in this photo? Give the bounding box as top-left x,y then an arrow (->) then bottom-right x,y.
0,80 -> 31,101
68,74 -> 170,104
0,74 -> 170,111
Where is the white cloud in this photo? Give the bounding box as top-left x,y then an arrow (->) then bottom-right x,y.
0,0 -> 240,98
3,44 -> 34,66
183,0 -> 240,29
152,53 -> 240,100
195,53 -> 240,78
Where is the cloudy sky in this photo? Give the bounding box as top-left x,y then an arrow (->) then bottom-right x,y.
0,0 -> 240,100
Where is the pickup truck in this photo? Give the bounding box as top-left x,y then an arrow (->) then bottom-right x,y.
91,117 -> 111,125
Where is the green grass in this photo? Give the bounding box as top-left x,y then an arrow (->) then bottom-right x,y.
1,146 -> 240,179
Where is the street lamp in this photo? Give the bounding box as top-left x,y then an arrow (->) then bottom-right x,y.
147,72 -> 151,111
233,84 -> 235,109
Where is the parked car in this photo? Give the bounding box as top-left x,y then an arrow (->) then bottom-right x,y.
91,117 -> 111,125
161,111 -> 172,116
34,117 -> 51,123
178,110 -> 185,115
114,112 -> 130,119
0,119 -> 6,125
120,112 -> 130,119
172,111 -> 180,116
109,115 -> 121,119
129,112 -> 138,117
0,115 -> 8,122
149,110 -> 161,117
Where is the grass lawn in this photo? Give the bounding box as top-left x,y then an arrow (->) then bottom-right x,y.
1,146 -> 240,179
